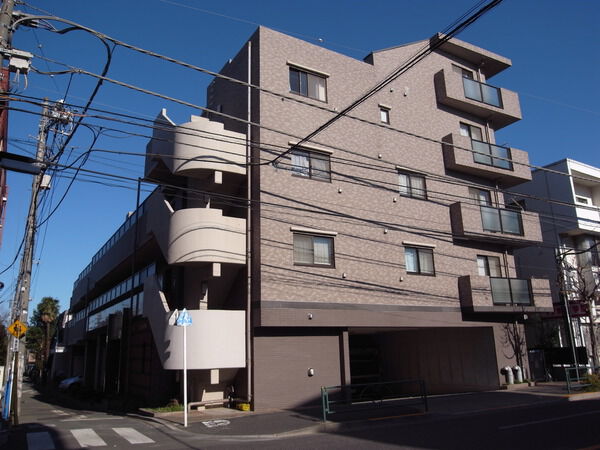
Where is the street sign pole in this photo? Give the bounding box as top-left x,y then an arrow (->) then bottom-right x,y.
183,321 -> 187,428
174,308 -> 192,427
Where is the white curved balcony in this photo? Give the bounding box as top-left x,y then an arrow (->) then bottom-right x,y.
146,109 -> 246,179
167,208 -> 246,265
143,275 -> 246,370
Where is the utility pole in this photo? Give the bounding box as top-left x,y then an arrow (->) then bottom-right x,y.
8,99 -> 50,424
0,0 -> 16,420
0,0 -> 15,248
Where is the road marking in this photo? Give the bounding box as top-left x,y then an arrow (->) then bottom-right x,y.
113,427 -> 155,444
70,428 -> 107,447
202,419 -> 230,428
51,409 -> 69,416
62,416 -> 122,422
499,410 -> 600,430
27,431 -> 55,450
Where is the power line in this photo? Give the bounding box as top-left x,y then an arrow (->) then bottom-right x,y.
5,97 -> 600,226
156,0 -> 369,55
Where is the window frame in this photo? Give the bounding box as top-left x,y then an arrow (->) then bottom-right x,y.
469,187 -> 492,206
404,246 -> 435,276
379,106 -> 390,124
459,122 -> 484,141
293,232 -> 335,268
398,170 -> 427,200
289,66 -> 328,102
477,255 -> 503,277
290,148 -> 332,182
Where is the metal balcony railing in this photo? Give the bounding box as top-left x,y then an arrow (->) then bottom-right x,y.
490,277 -> 532,306
471,139 -> 513,170
462,77 -> 503,108
481,206 -> 523,235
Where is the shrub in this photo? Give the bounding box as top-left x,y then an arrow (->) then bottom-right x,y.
583,373 -> 600,392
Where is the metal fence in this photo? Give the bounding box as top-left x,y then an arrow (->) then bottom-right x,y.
565,366 -> 598,394
320,379 -> 427,422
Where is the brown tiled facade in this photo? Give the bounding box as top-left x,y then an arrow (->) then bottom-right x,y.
204,27 -> 551,409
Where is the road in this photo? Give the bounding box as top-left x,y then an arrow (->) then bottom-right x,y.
6,383 -> 600,449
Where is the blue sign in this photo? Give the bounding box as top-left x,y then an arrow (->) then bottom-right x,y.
176,308 -> 192,327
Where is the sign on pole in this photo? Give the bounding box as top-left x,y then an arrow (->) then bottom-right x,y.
8,320 -> 27,339
176,309 -> 192,327
175,308 -> 192,427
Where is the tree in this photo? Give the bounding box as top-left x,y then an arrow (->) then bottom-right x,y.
25,297 -> 60,373
0,320 -> 7,366
502,321 -> 526,370
558,242 -> 600,368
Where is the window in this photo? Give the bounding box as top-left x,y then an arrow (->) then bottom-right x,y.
398,171 -> 426,200
469,187 -> 492,206
575,235 -> 600,267
459,122 -> 483,141
289,67 -> 327,101
293,233 -> 334,267
575,195 -> 591,205
291,149 -> 331,181
404,246 -> 435,275
461,68 -> 474,79
379,106 -> 390,124
453,65 -> 474,80
477,255 -> 502,277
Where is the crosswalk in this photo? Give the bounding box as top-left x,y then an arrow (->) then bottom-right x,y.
26,427 -> 156,449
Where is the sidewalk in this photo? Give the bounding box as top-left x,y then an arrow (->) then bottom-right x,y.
136,382 -> 600,438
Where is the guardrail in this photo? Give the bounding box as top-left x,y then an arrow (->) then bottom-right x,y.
320,379 -> 427,422
565,366 -> 598,393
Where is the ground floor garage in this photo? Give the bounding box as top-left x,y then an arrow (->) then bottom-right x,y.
252,323 -> 523,410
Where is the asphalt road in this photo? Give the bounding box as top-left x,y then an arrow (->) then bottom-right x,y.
7,382 -> 600,449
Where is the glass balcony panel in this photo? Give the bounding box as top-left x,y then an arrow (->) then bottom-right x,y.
491,144 -> 512,170
463,78 -> 482,102
491,278 -> 511,304
481,83 -> 502,107
500,209 -> 523,235
481,206 -> 502,232
510,279 -> 532,305
472,140 -> 493,165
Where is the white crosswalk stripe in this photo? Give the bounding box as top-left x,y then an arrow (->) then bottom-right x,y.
113,427 -> 155,444
70,428 -> 107,447
26,431 -> 55,450
28,426 -> 156,449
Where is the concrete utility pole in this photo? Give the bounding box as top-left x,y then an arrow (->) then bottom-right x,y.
9,99 -> 50,424
0,0 -> 15,248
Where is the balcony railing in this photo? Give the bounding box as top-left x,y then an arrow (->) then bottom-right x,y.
463,77 -> 503,108
490,277 -> 532,306
481,206 -> 523,235
471,139 -> 513,171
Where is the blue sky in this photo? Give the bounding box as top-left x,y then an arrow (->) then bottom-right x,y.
0,0 -> 598,314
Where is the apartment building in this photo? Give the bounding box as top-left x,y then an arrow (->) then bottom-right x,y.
511,159 -> 600,371
60,27 -> 552,410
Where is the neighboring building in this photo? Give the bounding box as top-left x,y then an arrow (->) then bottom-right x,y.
61,27 -> 552,410
511,159 -> 600,373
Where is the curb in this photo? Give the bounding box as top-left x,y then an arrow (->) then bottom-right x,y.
567,391 -> 600,402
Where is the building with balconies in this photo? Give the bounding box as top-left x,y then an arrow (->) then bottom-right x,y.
61,27 -> 551,410
511,159 -> 600,375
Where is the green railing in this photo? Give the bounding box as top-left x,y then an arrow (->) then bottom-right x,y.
565,366 -> 597,393
320,379 -> 427,422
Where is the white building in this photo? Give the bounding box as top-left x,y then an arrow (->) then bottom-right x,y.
512,159 -> 600,372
